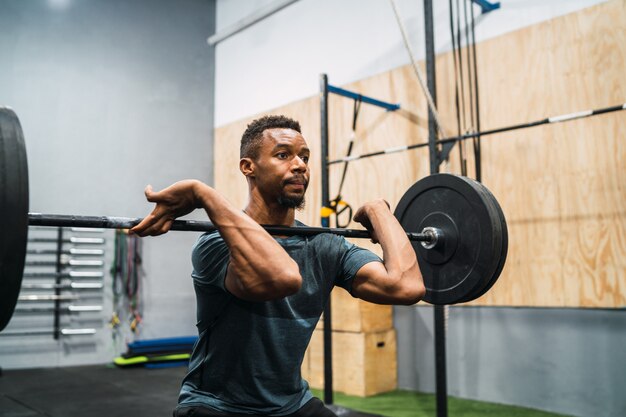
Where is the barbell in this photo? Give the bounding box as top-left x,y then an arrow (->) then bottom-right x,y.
0,106 -> 508,332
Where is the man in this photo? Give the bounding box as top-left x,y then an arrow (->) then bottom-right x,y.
131,115 -> 425,417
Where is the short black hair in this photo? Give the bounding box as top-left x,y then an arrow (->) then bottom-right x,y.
240,115 -> 301,159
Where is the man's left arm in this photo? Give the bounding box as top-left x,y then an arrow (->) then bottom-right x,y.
350,199 -> 425,305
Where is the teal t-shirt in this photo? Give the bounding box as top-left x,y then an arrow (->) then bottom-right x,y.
177,222 -> 382,416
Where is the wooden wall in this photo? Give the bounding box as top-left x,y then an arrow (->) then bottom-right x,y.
214,0 -> 626,308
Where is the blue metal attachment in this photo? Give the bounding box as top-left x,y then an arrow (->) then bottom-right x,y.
471,0 -> 500,14
327,84 -> 400,111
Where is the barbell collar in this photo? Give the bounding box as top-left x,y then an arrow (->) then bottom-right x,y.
419,227 -> 442,250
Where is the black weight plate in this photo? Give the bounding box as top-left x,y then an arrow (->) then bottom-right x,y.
455,181 -> 504,302
450,176 -> 503,303
394,174 -> 502,305
456,183 -> 503,302
460,182 -> 508,302
0,107 -> 29,331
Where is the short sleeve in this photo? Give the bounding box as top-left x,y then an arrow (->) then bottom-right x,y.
191,231 -> 230,290
335,239 -> 382,292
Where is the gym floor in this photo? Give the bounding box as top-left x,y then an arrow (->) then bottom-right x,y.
0,365 -> 185,417
0,365 -> 573,417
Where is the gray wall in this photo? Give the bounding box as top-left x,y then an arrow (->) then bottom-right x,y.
0,0 -> 215,368
395,306 -> 626,417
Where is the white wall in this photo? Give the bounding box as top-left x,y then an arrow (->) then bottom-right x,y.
215,0 -> 608,126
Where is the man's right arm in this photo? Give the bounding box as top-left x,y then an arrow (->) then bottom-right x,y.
131,180 -> 302,301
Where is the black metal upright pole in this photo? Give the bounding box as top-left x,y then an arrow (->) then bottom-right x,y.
423,1 -> 448,417
424,0 -> 440,172
470,3 -> 482,182
53,227 -> 63,340
320,73 -> 333,405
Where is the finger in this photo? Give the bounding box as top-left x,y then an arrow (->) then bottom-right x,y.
130,207 -> 164,235
144,185 -> 160,203
352,207 -> 366,223
145,184 -> 174,204
353,215 -> 372,230
368,227 -> 379,244
130,214 -> 157,236
134,215 -> 170,237
156,218 -> 174,236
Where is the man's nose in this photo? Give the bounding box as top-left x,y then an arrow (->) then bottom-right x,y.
292,156 -> 307,171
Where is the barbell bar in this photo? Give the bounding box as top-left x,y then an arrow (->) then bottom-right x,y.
0,106 -> 508,332
28,213 -> 433,243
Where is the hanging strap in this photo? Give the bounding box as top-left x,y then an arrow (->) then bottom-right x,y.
336,97 -> 362,198
328,97 -> 361,228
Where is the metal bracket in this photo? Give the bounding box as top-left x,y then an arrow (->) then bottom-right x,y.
327,85 -> 400,112
471,0 -> 500,14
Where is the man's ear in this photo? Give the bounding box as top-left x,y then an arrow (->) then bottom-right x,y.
240,157 -> 255,178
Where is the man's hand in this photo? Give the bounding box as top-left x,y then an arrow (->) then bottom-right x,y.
131,180 -> 202,236
351,198 -> 424,305
352,199 -> 391,244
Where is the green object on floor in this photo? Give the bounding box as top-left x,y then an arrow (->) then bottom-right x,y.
310,389 -> 575,417
114,353 -> 190,367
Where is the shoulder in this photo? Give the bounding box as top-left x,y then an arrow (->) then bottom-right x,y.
191,231 -> 231,288
192,231 -> 229,268
193,230 -> 226,252
309,229 -> 376,262
195,230 -> 224,246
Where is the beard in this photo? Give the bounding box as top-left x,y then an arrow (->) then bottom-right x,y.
278,194 -> 306,210
278,177 -> 308,210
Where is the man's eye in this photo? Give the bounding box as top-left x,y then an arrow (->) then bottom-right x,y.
277,153 -> 288,159
301,156 -> 309,163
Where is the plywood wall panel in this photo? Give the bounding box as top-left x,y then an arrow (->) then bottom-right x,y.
463,0 -> 626,307
214,1 -> 626,307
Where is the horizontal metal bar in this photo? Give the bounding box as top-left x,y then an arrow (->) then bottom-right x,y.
328,85 -> 400,111
28,236 -> 105,244
27,248 -> 104,256
207,0 -> 299,45
25,259 -> 104,267
18,294 -> 79,301
328,102 -> 626,165
22,271 -> 104,278
0,328 -> 96,337
61,328 -> 96,335
13,305 -> 102,314
70,227 -> 104,233
28,213 -> 430,242
68,305 -> 102,312
21,282 -> 104,290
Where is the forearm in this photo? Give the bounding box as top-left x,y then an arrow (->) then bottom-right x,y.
366,203 -> 424,297
193,182 -> 301,300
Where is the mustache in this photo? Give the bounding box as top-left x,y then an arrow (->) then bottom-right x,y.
283,176 -> 309,186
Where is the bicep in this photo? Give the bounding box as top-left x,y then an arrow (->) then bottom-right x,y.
224,261 -> 250,300
350,261 -> 401,304
224,254 -> 302,302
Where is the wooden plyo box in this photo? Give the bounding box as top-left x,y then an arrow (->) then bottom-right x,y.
317,287 -> 393,333
302,328 -> 398,397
